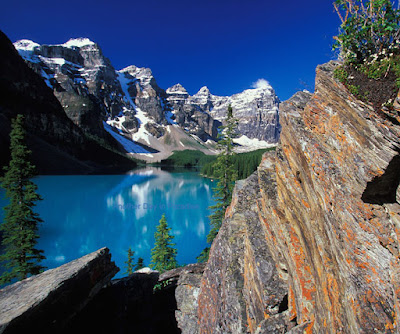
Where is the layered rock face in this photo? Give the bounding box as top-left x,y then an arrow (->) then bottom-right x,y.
196,61 -> 400,333
0,250 -> 202,334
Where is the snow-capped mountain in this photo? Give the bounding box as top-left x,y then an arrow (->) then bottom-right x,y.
0,32 -> 136,173
13,37 -> 280,160
170,82 -> 280,144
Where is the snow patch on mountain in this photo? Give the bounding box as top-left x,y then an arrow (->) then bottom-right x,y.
62,38 -> 95,48
131,107 -> 153,145
233,135 -> 276,152
166,84 -> 189,98
117,72 -> 135,107
39,56 -> 67,66
40,70 -> 55,89
14,39 -> 41,63
14,39 -> 40,51
116,71 -> 154,145
120,65 -> 153,87
103,122 -> 150,153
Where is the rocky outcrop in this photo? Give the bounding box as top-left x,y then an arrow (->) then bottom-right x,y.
0,248 -> 118,334
195,61 -> 400,333
162,264 -> 206,334
198,173 -> 289,334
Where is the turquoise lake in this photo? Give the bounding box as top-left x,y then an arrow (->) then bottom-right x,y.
0,168 -> 214,278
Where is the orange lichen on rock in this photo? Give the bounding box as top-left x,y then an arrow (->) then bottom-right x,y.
193,62 -> 400,334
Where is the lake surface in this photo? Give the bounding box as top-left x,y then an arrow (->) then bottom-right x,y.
0,168 -> 214,278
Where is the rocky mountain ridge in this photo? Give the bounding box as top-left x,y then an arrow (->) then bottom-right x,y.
13,37 -> 280,161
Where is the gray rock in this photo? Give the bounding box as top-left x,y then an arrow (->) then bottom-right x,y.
0,247 -> 118,334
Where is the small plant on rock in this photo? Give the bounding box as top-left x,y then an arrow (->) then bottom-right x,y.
332,0 -> 400,109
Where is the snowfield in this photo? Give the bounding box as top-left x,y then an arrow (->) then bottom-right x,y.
103,122 -> 151,154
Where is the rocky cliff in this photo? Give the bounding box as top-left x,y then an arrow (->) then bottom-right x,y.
194,61 -> 400,333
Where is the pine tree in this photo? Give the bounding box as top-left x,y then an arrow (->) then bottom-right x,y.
125,247 -> 135,275
206,105 -> 238,244
135,257 -> 145,271
150,214 -> 177,273
196,247 -> 210,263
0,114 -> 45,284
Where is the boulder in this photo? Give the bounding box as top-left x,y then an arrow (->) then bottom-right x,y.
0,247 -> 118,334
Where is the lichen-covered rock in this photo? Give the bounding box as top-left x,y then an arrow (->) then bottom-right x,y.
174,263 -> 206,334
0,248 -> 118,334
197,61 -> 400,333
198,173 -> 288,334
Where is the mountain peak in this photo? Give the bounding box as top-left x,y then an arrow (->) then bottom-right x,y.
196,86 -> 210,95
119,65 -> 154,84
62,38 -> 96,48
119,65 -> 138,74
166,83 -> 188,95
14,39 -> 40,51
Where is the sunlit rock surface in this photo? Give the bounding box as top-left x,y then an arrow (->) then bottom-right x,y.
195,61 -> 400,333
0,248 -> 118,334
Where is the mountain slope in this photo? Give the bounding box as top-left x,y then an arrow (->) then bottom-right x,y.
0,30 -> 136,174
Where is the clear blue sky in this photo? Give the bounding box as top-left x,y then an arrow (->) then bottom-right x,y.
1,0 -> 340,101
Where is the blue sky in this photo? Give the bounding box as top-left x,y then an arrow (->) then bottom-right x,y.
1,0 -> 340,101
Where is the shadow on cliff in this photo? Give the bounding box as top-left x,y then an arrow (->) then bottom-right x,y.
362,152 -> 400,205
63,272 -> 181,334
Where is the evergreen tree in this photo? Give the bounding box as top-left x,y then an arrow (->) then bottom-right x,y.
206,105 -> 238,244
125,247 -> 135,275
0,114 -> 45,284
150,214 -> 177,273
196,247 -> 210,263
135,257 -> 145,271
